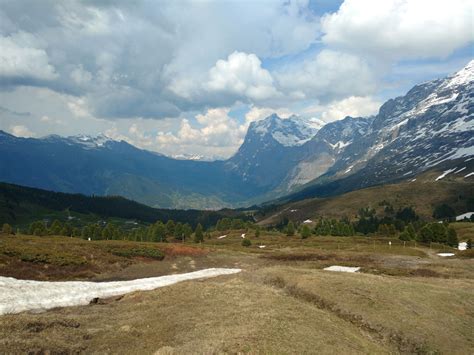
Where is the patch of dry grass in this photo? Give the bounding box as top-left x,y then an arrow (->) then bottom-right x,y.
0,272 -> 392,354
262,266 -> 474,354
1,232 -> 473,353
451,222 -> 474,241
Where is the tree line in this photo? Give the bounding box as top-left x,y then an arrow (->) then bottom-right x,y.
2,219 -> 207,243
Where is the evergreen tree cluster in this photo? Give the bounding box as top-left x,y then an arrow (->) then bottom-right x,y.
16,218 -> 206,244
314,218 -> 355,236
418,223 -> 458,246
215,218 -> 252,231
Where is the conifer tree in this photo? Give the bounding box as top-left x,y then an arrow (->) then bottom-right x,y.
152,221 -> 166,242
446,227 -> 458,247
183,223 -> 193,241
286,221 -> 295,236
301,225 -> 311,239
194,223 -> 204,243
166,220 -> 175,237
48,220 -> 63,235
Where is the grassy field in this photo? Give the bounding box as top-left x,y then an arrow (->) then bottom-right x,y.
1,232 -> 473,353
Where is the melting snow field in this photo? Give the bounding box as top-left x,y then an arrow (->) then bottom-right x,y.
0,268 -> 241,315
324,266 -> 360,273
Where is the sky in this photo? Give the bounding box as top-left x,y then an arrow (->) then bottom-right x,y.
0,0 -> 472,159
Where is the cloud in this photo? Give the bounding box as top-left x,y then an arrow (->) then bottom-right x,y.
0,32 -> 57,83
156,108 -> 248,157
204,52 -> 280,102
304,96 -> 382,122
10,125 -> 35,137
276,50 -> 377,102
0,0 -> 319,119
321,0 -> 474,59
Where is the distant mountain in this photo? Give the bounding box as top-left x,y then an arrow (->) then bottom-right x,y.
0,131 -> 257,209
0,61 -> 472,209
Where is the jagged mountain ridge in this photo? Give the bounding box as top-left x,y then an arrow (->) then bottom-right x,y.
280,60 -> 474,202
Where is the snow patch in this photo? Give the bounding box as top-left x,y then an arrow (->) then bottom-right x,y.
435,168 -> 456,181
324,266 -> 360,273
303,219 -> 313,224
458,242 -> 467,251
437,253 -> 455,257
465,172 -> 474,178
456,212 -> 474,221
241,233 -> 246,239
328,140 -> 351,150
0,268 -> 242,315
218,235 -> 227,239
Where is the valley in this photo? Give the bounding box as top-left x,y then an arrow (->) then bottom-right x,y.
1,61 -> 472,209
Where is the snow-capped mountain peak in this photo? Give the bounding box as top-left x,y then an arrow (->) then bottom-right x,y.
251,114 -> 323,147
444,59 -> 474,89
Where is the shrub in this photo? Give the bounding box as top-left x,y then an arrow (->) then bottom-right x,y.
242,239 -> 251,247
109,247 -> 164,260
2,223 -> 13,235
399,231 -> 411,241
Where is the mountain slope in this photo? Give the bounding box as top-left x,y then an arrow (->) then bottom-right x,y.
257,160 -> 474,226
0,182 -> 246,228
279,60 -> 474,202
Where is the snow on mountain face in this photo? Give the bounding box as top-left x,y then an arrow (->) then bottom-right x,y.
251,114 -> 323,147
326,60 -> 474,185
68,134 -> 112,148
42,134 -> 113,149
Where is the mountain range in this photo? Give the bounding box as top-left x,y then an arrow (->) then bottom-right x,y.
0,61 -> 473,209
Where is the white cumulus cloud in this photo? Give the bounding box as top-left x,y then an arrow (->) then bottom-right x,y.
304,96 -> 382,122
321,0 -> 474,59
277,50 -> 377,102
156,108 -> 248,158
205,52 -> 280,101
